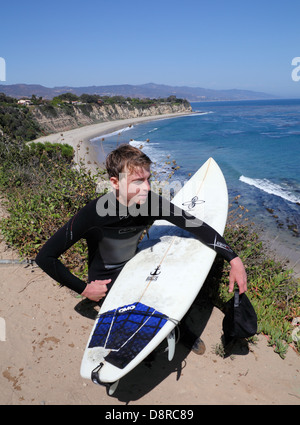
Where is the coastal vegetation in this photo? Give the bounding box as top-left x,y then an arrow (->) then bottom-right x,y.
50,92 -> 190,107
0,95 -> 299,359
0,99 -> 42,141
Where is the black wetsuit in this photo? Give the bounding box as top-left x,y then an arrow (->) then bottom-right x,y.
35,190 -> 237,294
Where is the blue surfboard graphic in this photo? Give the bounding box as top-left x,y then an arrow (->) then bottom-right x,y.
88,302 -> 168,368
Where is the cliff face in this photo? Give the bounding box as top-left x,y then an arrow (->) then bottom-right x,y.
31,102 -> 192,134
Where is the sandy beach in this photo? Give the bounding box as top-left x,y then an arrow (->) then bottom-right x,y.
1,113 -> 299,406
33,112 -> 193,174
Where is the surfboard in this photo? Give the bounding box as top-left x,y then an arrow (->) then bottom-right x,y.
80,157 -> 228,394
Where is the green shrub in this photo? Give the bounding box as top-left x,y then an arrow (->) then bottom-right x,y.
0,134 -> 106,277
28,141 -> 74,162
0,105 -> 42,140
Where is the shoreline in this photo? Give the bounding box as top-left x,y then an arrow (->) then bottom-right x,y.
33,111 -> 193,172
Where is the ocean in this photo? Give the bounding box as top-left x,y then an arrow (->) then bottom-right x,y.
90,99 -> 300,269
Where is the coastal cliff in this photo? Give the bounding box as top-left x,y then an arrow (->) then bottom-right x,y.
0,93 -> 191,141
30,100 -> 192,134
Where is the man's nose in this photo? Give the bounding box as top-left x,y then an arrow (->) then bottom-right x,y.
143,180 -> 151,191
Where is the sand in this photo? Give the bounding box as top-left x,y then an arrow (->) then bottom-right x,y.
1,114 -> 299,406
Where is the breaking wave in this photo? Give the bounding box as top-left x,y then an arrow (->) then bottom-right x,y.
239,176 -> 300,204
90,126 -> 134,141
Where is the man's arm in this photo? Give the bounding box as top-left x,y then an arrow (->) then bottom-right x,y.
35,200 -> 95,295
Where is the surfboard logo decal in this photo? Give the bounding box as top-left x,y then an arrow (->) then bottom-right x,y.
146,265 -> 161,281
150,265 -> 161,276
182,196 -> 205,210
118,305 -> 136,313
208,235 -> 234,253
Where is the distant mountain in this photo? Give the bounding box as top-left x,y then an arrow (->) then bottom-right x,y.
0,82 -> 276,102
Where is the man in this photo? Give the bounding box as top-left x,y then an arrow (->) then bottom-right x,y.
36,144 -> 247,350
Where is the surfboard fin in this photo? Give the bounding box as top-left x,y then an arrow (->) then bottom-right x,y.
167,329 -> 176,361
107,380 -> 119,396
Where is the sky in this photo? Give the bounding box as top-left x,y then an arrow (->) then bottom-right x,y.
1,0 -> 300,98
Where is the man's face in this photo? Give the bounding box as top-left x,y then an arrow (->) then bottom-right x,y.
110,165 -> 151,206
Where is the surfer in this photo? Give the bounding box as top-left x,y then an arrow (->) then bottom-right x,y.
36,144 -> 247,306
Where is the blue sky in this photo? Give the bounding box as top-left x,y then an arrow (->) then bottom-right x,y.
1,0 -> 300,97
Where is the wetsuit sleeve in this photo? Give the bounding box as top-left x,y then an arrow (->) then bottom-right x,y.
35,200 -> 97,294
156,194 -> 238,262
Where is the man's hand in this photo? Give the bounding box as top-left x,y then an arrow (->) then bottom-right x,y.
81,279 -> 111,302
229,257 -> 247,294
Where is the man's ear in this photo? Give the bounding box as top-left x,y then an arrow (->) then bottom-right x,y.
110,176 -> 119,190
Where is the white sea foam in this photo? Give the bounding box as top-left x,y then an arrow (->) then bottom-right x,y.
192,111 -> 214,116
129,140 -> 147,148
129,140 -> 162,162
239,176 -> 300,204
90,126 -> 134,141
129,139 -> 176,180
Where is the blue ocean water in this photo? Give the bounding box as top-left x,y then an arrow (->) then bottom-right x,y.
91,99 -> 300,265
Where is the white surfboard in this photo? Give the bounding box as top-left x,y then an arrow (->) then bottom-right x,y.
80,157 -> 228,393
